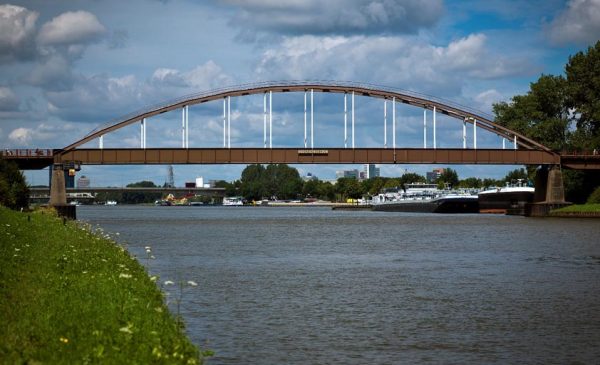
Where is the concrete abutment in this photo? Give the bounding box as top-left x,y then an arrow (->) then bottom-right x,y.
49,163 -> 76,219
526,165 -> 570,217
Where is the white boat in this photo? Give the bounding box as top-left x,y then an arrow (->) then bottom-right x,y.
223,196 -> 244,206
105,200 -> 117,206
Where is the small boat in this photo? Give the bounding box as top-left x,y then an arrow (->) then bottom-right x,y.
105,200 -> 117,206
223,196 -> 244,206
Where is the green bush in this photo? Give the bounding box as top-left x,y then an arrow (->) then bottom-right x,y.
0,159 -> 29,210
587,186 -> 600,204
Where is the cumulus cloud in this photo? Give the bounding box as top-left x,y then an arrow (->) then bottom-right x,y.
45,61 -> 233,124
8,123 -> 78,145
223,0 -> 443,36
0,4 -> 38,63
37,10 -> 106,46
8,127 -> 32,144
547,0 -> 600,45
255,34 -> 533,96
473,89 -> 504,113
0,86 -> 20,111
151,61 -> 234,90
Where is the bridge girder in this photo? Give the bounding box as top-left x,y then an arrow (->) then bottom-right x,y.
61,81 -> 554,154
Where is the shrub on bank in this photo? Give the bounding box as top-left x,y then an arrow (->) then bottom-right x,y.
0,159 -> 29,210
0,206 -> 204,364
587,186 -> 600,204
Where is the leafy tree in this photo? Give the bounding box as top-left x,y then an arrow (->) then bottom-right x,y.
302,179 -> 320,198
0,160 -> 29,210
239,164 -> 303,200
565,41 -> 600,150
493,74 -> 569,151
502,168 -> 528,184
265,164 -> 303,200
490,44 -> 600,202
399,173 -> 426,186
436,168 -> 459,188
317,181 -> 336,201
383,178 -> 402,189
214,180 -> 239,197
482,178 -> 500,188
335,177 -> 364,200
121,180 -> 161,204
459,177 -> 482,189
240,164 -> 266,200
367,177 -> 386,196
127,180 -> 157,188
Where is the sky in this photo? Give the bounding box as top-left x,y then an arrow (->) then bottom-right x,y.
1,0 -> 599,186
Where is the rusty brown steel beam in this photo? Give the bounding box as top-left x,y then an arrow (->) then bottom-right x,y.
57,148 -> 561,166
561,155 -> 600,170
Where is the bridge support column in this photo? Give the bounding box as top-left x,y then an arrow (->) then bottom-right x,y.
49,164 -> 66,206
526,165 -> 570,216
49,164 -> 76,219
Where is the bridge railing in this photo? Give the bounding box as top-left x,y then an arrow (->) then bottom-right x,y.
560,149 -> 600,156
1,149 -> 53,158
82,80 -> 497,140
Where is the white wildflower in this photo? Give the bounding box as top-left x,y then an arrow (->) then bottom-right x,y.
119,273 -> 132,279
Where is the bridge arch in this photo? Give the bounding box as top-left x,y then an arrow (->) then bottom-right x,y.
62,81 -> 553,153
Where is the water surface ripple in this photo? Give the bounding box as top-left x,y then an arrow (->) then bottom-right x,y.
79,206 -> 600,364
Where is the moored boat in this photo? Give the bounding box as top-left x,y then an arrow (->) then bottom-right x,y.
372,183 -> 479,213
478,184 -> 534,215
223,196 -> 244,206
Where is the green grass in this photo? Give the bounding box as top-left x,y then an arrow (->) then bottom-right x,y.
0,206 -> 204,364
551,203 -> 600,213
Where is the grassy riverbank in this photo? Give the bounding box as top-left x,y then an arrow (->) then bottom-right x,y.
0,206 -> 203,364
550,204 -> 600,217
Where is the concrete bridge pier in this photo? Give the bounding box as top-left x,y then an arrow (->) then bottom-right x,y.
49,163 -> 76,219
526,165 -> 570,216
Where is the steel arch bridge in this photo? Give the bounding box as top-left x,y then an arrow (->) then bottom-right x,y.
4,81 -> 599,169
63,81 -> 551,153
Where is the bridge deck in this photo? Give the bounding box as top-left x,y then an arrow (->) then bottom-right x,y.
58,148 -> 561,166
4,148 -> 599,169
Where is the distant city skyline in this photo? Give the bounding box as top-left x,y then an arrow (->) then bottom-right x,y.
2,1 -> 599,185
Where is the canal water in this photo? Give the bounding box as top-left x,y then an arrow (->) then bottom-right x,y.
78,206 -> 600,364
